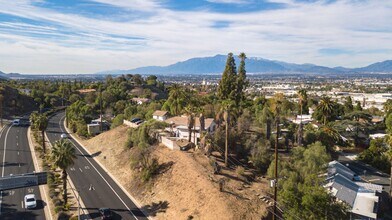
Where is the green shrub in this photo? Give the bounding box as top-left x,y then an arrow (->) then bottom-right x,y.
111,114 -> 124,129
141,158 -> 159,182
54,205 -> 63,213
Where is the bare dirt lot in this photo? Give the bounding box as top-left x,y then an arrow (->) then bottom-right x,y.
79,125 -> 269,219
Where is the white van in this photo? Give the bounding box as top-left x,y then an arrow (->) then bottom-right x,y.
12,119 -> 20,126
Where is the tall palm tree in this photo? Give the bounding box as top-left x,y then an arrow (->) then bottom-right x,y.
199,112 -> 205,136
51,139 -> 76,206
297,89 -> 307,146
220,100 -> 234,167
223,109 -> 230,167
168,84 -> 186,116
36,114 -> 48,153
316,96 -> 335,125
260,105 -> 273,140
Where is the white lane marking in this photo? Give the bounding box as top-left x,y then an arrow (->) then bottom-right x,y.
21,201 -> 24,209
70,167 -> 75,171
79,168 -> 83,173
2,125 -> 13,177
58,116 -> 139,220
368,178 -> 380,181
17,151 -> 19,155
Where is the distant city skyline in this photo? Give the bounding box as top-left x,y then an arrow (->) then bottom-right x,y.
0,0 -> 391,74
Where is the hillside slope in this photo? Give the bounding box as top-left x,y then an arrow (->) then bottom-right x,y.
79,125 -> 269,219
0,84 -> 37,118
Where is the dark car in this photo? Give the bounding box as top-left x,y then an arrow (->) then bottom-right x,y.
135,120 -> 144,125
99,208 -> 113,219
130,118 -> 141,123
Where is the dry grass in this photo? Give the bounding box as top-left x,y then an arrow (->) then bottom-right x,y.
79,125 -> 269,219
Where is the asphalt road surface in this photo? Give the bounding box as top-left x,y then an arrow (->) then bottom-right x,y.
46,112 -> 148,220
0,124 -> 46,220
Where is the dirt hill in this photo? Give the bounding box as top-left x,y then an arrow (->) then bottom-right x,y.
79,125 -> 269,219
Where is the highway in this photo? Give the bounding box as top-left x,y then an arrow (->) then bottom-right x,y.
46,112 -> 148,220
0,124 -> 46,219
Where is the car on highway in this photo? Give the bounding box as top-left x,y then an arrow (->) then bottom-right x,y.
12,119 -> 20,126
99,207 -> 113,219
24,194 -> 37,209
60,133 -> 68,139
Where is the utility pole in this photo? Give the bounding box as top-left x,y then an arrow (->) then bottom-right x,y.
0,94 -> 3,128
273,114 -> 280,220
224,110 -> 229,167
99,90 -> 103,133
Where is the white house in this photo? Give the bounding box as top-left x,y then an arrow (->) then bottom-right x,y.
152,110 -> 169,121
165,115 -> 216,145
290,114 -> 313,124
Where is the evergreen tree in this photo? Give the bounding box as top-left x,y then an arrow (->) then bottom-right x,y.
354,101 -> 363,111
344,96 -> 354,113
236,52 -> 248,107
217,53 -> 237,102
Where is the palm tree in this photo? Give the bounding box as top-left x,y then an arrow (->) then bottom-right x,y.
345,111 -> 372,148
220,100 -> 235,167
51,139 -> 76,206
260,105 -> 273,140
223,109 -> 230,167
316,96 -> 335,125
199,112 -> 205,136
35,114 -> 48,153
297,89 -> 307,146
168,84 -> 186,116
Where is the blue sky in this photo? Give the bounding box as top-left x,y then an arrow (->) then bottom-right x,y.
0,0 -> 391,74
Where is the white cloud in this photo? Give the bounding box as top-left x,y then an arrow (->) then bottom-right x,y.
205,0 -> 249,4
0,0 -> 390,73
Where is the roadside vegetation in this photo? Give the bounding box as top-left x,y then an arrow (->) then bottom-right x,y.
30,111 -> 77,219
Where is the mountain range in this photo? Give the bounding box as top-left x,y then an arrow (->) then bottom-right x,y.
1,55 -> 392,77
96,55 -> 392,75
0,71 -> 22,79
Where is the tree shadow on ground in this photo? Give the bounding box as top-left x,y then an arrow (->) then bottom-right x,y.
141,201 -> 169,217
219,172 -> 248,184
222,189 -> 250,200
157,161 -> 174,174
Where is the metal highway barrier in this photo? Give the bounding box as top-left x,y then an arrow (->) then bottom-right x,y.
0,172 -> 47,191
